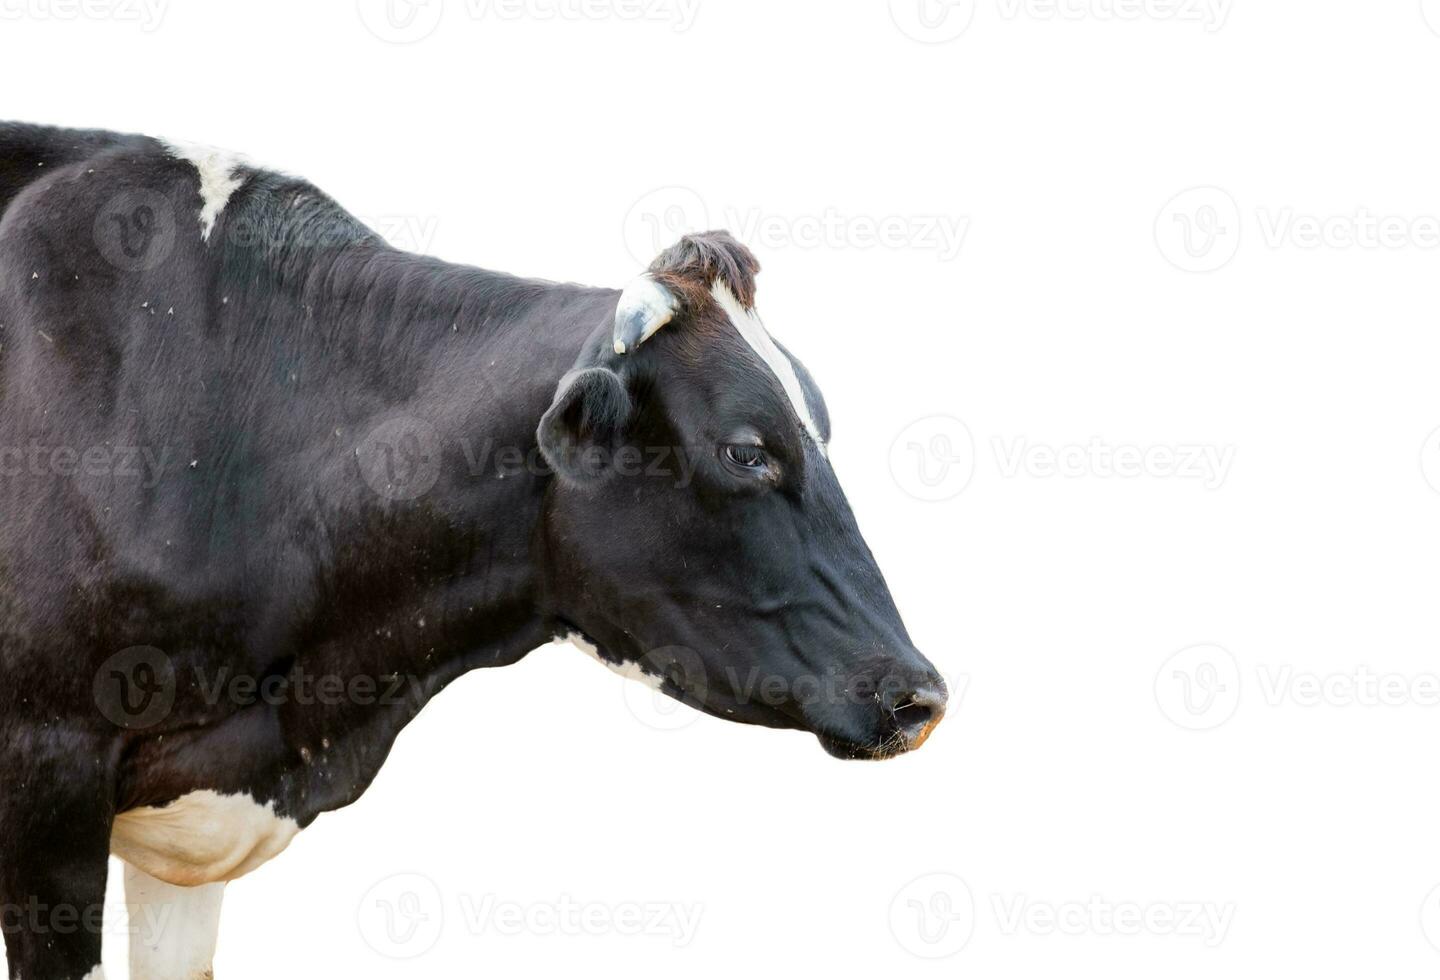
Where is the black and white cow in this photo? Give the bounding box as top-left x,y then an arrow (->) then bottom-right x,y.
0,123 -> 947,980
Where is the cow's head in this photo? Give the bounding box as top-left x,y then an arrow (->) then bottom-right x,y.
537,232 -> 946,760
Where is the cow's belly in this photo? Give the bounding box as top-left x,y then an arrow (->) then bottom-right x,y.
110,790 -> 301,887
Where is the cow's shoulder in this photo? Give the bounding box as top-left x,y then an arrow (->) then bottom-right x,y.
0,128 -> 182,247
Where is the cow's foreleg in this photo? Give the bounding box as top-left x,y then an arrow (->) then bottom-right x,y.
0,732 -> 114,980
123,864 -> 224,980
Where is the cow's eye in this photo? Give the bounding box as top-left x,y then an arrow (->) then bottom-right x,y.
723,444 -> 768,470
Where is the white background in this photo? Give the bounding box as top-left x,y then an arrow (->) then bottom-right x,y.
7,0 -> 1440,976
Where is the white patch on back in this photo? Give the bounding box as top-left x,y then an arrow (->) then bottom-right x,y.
710,281 -> 825,447
111,790 -> 300,888
123,863 -> 225,980
161,140 -> 247,241
565,632 -> 665,691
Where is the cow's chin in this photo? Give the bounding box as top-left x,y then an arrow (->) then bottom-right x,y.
815,729 -> 922,762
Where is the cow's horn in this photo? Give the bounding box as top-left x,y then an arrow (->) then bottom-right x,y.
613,275 -> 678,355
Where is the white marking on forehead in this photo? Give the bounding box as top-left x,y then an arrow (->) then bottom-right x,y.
710,281 -> 824,447
566,632 -> 665,691
161,140 -> 247,242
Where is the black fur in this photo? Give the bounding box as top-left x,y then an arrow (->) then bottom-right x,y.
0,123 -> 943,979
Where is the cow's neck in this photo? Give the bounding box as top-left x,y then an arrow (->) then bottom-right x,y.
226,242 -> 616,818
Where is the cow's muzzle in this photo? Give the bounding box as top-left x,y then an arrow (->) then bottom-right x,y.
816,677 -> 949,761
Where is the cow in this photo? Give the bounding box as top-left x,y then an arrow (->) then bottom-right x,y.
0,122 -> 948,980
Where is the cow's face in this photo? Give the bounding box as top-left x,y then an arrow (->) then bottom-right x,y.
537,232 -> 946,760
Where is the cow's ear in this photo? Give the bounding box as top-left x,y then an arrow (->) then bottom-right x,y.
537,368 -> 633,482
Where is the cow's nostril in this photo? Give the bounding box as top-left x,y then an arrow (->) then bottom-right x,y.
891,685 -> 948,743
892,700 -> 934,732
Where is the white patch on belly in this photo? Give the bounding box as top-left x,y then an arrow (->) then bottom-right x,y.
111,790 -> 300,888
710,281 -> 825,448
124,863 -> 224,980
566,632 -> 664,690
160,140 -> 247,241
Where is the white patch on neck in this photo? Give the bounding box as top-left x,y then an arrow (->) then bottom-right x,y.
81,968 -> 107,980
565,632 -> 665,691
111,790 -> 300,888
161,140 -> 247,241
710,281 -> 824,447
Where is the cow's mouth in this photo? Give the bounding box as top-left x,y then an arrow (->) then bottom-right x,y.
815,711 -> 943,761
